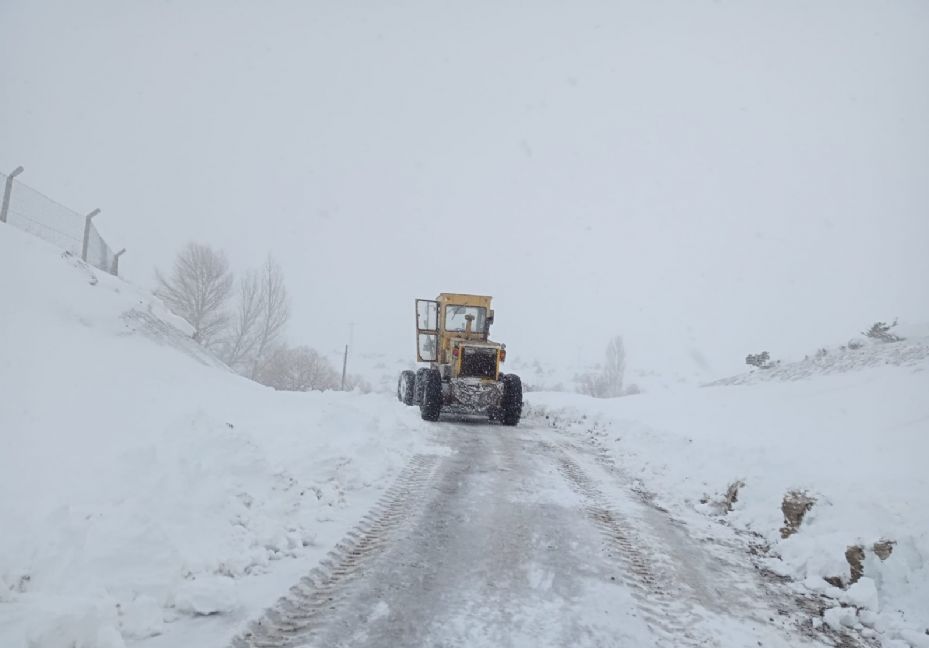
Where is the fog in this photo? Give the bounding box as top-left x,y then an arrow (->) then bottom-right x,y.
2,1 -> 927,377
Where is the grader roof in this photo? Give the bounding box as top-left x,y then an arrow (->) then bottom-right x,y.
436,293 -> 492,308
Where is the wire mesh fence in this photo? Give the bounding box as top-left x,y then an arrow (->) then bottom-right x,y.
1,169 -> 121,275
86,222 -> 116,272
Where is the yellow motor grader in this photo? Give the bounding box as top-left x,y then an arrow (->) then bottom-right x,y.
397,293 -> 523,425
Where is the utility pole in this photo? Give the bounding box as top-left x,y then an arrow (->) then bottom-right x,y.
340,322 -> 355,391
340,344 -> 349,391
0,166 -> 25,224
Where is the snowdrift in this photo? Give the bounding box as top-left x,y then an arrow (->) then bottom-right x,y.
526,342 -> 929,646
0,226 -> 434,647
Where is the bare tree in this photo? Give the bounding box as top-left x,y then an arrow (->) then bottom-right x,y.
257,345 -> 339,392
250,255 -> 290,379
155,243 -> 233,348
577,336 -> 627,398
219,269 -> 264,372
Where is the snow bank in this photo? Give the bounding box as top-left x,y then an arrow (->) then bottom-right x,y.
0,226 -> 434,646
526,341 -> 929,646
709,333 -> 929,386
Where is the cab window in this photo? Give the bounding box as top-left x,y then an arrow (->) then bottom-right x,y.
445,305 -> 486,332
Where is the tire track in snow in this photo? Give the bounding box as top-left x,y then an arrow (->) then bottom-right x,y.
552,447 -> 711,648
550,428 -> 874,648
228,453 -> 440,648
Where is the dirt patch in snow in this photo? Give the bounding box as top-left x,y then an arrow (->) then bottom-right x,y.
780,491 -> 816,539
845,545 -> 866,585
823,540 -> 897,590
872,539 -> 895,561
724,479 -> 745,512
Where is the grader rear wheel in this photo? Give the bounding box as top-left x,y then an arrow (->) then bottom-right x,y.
413,367 -> 429,405
501,374 -> 523,426
420,369 -> 443,422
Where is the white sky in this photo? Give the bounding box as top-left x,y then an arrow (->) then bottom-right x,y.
2,0 -> 928,376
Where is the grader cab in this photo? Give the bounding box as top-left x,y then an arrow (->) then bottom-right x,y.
397,293 -> 523,425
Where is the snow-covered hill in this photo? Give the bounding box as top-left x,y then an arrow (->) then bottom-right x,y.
0,226 -> 436,647
709,330 -> 929,387
526,339 -> 929,646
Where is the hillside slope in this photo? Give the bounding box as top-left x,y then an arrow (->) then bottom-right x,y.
0,226 -> 435,647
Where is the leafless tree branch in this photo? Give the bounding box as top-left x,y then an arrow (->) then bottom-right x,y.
154,243 -> 233,348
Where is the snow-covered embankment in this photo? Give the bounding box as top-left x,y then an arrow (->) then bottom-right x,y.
526,342 -> 929,647
0,226 -> 434,647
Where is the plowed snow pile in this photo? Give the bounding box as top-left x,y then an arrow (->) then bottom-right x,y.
0,226 -> 434,647
527,341 -> 929,647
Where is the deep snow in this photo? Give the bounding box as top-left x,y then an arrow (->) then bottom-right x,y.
525,344 -> 929,647
3,221 -> 928,647
0,226 -> 438,647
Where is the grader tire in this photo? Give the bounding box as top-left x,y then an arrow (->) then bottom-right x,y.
413,367 -> 429,405
501,373 -> 523,426
420,369 -> 443,422
397,370 -> 415,405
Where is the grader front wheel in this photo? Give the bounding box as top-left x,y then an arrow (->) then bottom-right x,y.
397,370 -> 415,406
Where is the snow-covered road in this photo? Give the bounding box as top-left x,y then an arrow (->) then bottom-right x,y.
232,418 -> 855,648
5,207 -> 926,648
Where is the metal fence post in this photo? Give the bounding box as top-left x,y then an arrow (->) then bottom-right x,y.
81,208 -> 101,261
111,248 -> 126,276
0,166 -> 25,224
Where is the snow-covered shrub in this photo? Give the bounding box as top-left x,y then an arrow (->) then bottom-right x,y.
576,372 -> 607,398
745,351 -> 772,369
343,373 -> 373,393
863,319 -> 904,343
256,345 -> 340,391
